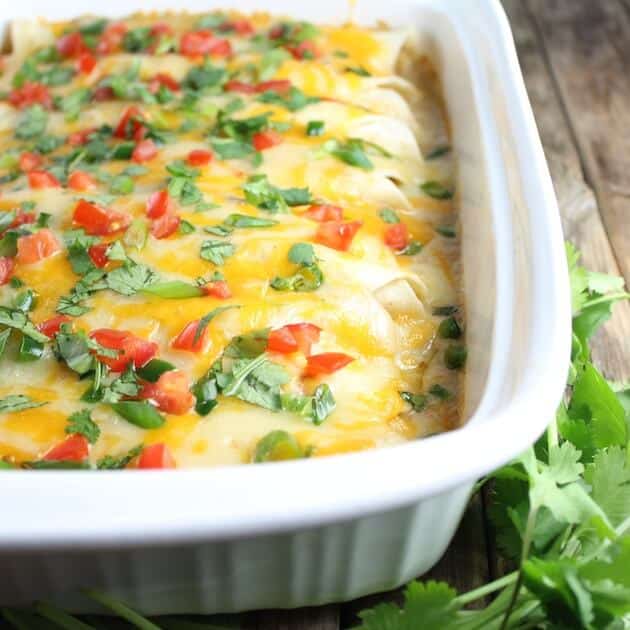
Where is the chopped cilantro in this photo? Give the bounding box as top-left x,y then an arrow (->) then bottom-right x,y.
0,395 -> 46,413
66,409 -> 100,444
15,106 -> 48,140
379,208 -> 400,224
200,240 -> 236,265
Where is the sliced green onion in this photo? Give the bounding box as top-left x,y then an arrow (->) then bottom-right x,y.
110,401 -> 165,429
306,120 -> 325,136
438,316 -> 462,339
253,430 -> 304,463
142,281 -> 204,299
18,336 -> 44,362
124,219 -> 149,251
137,359 -> 176,383
444,345 -> 467,370
420,181 -> 454,200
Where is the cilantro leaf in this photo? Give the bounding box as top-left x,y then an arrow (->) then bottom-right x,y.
106,262 -> 159,296
0,307 -> 49,343
200,240 -> 235,265
15,105 -> 48,140
0,395 -> 46,413
97,444 -> 143,470
584,446 -> 630,527
357,581 -> 459,630
66,409 -> 100,444
256,86 -> 319,111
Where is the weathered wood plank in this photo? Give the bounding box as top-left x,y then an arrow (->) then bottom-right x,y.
504,0 -> 630,382
340,495 -> 490,627
526,0 -> 630,284
245,605 -> 339,630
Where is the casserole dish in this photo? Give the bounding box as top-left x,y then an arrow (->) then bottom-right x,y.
0,0 -> 571,613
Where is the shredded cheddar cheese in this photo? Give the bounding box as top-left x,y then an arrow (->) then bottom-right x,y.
0,10 -> 463,470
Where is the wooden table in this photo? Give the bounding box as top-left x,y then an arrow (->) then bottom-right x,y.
235,1 -> 630,626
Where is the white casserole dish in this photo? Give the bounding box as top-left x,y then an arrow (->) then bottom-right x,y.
0,0 -> 571,613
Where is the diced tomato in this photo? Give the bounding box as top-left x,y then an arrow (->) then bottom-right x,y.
141,370 -> 194,416
97,22 -> 128,55
304,204 -> 343,222
76,52 -> 97,74
19,152 -> 42,173
8,82 -> 53,109
68,170 -> 97,191
384,223 -> 410,250
304,352 -> 354,377
146,189 -> 171,219
37,315 -> 72,339
113,106 -> 143,139
286,323 -> 321,355
138,443 -> 176,469
73,199 -> 131,236
187,149 -> 213,167
15,229 -> 61,265
148,73 -> 180,93
287,40 -> 319,60
68,128 -> 97,146
267,326 -> 298,353
269,25 -> 286,39
27,170 -> 60,189
180,31 -> 232,57
93,86 -> 115,101
172,321 -> 208,352
132,139 -> 158,163
56,32 -> 87,58
255,79 -> 291,93
267,323 -> 321,355
150,211 -> 180,239
90,329 -> 158,372
315,220 -> 362,251
224,80 -> 257,94
88,243 -> 110,268
151,22 -> 174,37
252,130 -> 283,151
7,211 -> 35,231
0,257 -> 14,286
219,19 -> 254,35
44,434 -> 89,462
202,280 -> 231,299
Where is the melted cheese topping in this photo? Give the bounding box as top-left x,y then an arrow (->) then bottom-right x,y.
0,10 -> 462,469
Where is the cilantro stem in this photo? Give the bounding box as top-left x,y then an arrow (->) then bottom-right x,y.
454,571 -> 517,605
82,590 -> 161,630
580,291 -> 630,309
499,506 -> 538,630
33,602 -> 95,629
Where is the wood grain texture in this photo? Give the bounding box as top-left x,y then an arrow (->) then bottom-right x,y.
246,606 -> 339,630
526,0 -> 630,283
506,0 -> 630,381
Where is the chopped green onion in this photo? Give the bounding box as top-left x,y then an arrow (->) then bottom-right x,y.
253,430 -> 304,462
438,316 -> 462,339
142,281 -> 204,299
306,120 -> 325,136
110,401 -> 165,429
420,181 -> 454,200
444,345 -> 467,370
137,359 -> 176,383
